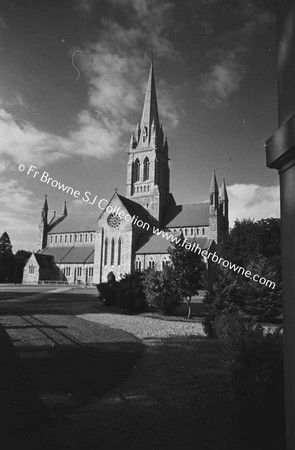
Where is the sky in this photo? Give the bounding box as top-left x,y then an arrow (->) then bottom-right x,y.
0,0 -> 279,251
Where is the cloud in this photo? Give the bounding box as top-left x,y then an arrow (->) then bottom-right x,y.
198,0 -> 275,105
0,108 -> 69,166
76,0 -> 95,15
0,179 -> 39,251
199,55 -> 246,104
0,0 -> 181,167
228,183 -> 280,227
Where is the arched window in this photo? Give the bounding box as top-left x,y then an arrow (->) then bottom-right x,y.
184,228 -> 188,236
65,235 -> 68,243
148,259 -> 155,269
111,238 -> 115,265
143,157 -> 150,181
50,236 -> 53,244
202,227 -> 205,235
191,228 -> 193,236
70,234 -> 72,243
196,228 -> 199,235
79,234 -> 83,243
55,235 -> 57,243
118,238 -> 121,266
85,234 -> 88,242
59,235 -> 62,243
134,159 -> 140,182
104,239 -> 108,266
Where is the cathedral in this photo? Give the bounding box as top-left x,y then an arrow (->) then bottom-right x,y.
22,63 -> 229,285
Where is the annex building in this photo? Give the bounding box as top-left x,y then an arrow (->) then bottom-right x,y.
23,63 -> 229,285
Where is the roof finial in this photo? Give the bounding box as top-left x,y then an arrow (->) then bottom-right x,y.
63,201 -> 67,216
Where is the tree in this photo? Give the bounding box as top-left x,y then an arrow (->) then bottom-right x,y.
218,218 -> 281,269
0,232 -> 14,283
243,256 -> 282,322
203,254 -> 282,333
167,237 -> 205,318
143,266 -> 181,315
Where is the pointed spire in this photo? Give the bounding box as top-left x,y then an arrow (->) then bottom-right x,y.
210,170 -> 219,194
43,194 -> 48,211
41,194 -> 48,222
220,178 -> 228,202
62,201 -> 67,216
140,62 -> 160,141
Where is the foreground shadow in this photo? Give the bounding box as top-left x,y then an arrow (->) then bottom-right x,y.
0,319 -> 144,449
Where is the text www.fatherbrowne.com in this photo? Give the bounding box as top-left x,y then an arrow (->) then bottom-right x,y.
152,227 -> 276,290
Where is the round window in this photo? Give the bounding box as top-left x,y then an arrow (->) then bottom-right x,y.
107,213 -> 122,229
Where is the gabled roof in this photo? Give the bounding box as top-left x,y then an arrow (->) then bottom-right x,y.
117,194 -> 153,223
38,246 -> 94,264
48,212 -> 99,233
163,203 -> 210,227
34,253 -> 54,269
135,234 -> 212,255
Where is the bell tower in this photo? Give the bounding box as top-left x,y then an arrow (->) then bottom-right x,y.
126,62 -> 171,224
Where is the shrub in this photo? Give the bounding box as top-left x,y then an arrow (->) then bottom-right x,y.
202,255 -> 282,336
202,266 -> 244,335
214,313 -> 284,447
115,272 -> 147,313
96,282 -> 117,305
143,267 -> 181,315
242,256 -> 282,322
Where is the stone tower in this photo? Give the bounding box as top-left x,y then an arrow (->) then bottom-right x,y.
208,171 -> 229,243
126,62 -> 171,224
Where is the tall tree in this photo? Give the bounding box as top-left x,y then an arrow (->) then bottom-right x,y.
168,237 -> 205,318
218,218 -> 281,269
0,232 -> 14,283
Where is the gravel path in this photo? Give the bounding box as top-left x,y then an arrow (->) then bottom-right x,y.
78,313 -> 205,340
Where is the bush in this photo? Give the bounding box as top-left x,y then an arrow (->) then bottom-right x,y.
96,282 -> 117,305
115,272 -> 147,313
143,267 -> 181,315
202,266 -> 244,335
97,272 -> 147,313
214,313 -> 284,447
201,315 -> 216,338
202,255 -> 282,336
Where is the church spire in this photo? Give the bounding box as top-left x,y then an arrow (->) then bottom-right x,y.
41,195 -> 48,221
210,170 -> 219,194
140,61 -> 160,143
220,178 -> 228,202
209,170 -> 219,215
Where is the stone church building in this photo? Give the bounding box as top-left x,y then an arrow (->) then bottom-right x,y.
22,63 -> 229,285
